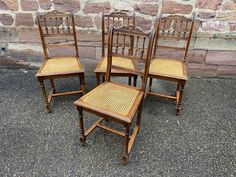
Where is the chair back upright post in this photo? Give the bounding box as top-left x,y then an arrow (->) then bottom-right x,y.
102,11 -> 136,57
183,13 -> 195,63
37,10 -> 79,60
106,25 -> 156,91
153,13 -> 196,63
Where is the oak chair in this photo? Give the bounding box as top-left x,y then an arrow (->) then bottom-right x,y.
147,13 -> 195,115
74,25 -> 156,164
36,10 -> 85,113
95,11 -> 138,86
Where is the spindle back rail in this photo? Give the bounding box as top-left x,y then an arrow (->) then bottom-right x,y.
106,25 -> 154,91
102,11 -> 136,57
95,11 -> 137,86
154,14 -> 195,63
37,10 -> 79,59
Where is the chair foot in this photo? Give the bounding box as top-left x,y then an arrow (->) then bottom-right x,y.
122,155 -> 129,165
176,107 -> 183,116
80,137 -> 86,146
46,106 -> 51,113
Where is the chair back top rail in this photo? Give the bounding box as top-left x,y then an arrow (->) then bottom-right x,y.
106,25 -> 156,91
154,13 -> 196,62
37,10 -> 79,59
102,11 -> 135,57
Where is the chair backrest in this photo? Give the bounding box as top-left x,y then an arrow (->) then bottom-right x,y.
106,25 -> 156,91
102,11 -> 135,57
37,10 -> 79,60
153,13 -> 195,63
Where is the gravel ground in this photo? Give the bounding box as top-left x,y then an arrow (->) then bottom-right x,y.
0,61 -> 235,177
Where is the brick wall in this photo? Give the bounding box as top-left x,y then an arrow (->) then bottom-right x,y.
0,0 -> 235,77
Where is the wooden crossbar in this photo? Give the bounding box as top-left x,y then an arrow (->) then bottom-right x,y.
52,90 -> 83,97
148,91 -> 177,100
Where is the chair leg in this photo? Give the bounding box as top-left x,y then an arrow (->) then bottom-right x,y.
96,75 -> 100,86
128,76 -> 132,86
38,78 -> 51,113
79,73 -> 86,95
136,100 -> 144,127
77,106 -> 86,146
133,75 -> 138,87
176,81 -> 186,115
122,124 -> 130,164
176,82 -> 180,96
149,78 -> 153,92
50,79 -> 56,93
102,76 -> 105,82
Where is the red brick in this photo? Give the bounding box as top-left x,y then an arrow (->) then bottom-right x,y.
206,51 -> 236,66
155,49 -> 206,63
53,0 -> 80,12
0,27 -> 18,42
9,48 -> 43,60
163,1 -> 193,14
217,65 -> 236,76
94,15 -> 102,30
134,3 -> 159,16
136,16 -> 153,31
48,47 -> 76,57
74,16 -> 94,28
223,2 -> 236,10
202,21 -> 228,32
18,28 -> 41,43
195,0 -> 222,10
187,63 -> 218,77
197,12 -> 216,19
0,0 -> 18,11
229,22 -> 236,31
77,30 -> 101,42
84,2 -> 110,14
0,14 -> 13,26
15,13 -> 34,27
21,0 -> 38,11
38,0 -> 52,10
217,12 -> 236,19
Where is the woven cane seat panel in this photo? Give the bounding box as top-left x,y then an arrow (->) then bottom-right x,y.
82,82 -> 139,116
96,57 -> 135,72
40,57 -> 82,75
149,59 -> 186,79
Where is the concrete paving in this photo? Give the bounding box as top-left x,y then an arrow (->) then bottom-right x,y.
0,62 -> 236,177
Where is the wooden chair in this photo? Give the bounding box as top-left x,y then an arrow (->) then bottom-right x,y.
74,25 -> 156,164
95,11 -> 138,86
147,14 -> 195,115
36,10 -> 85,113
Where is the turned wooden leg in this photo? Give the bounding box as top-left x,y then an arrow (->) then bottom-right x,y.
136,100 -> 144,127
122,124 -> 130,164
77,106 -> 86,145
176,81 -> 186,115
49,79 -> 56,93
38,78 -> 51,113
79,73 -> 86,95
176,82 -> 181,96
149,78 -> 153,92
133,75 -> 138,87
102,75 -> 105,82
128,76 -> 132,86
